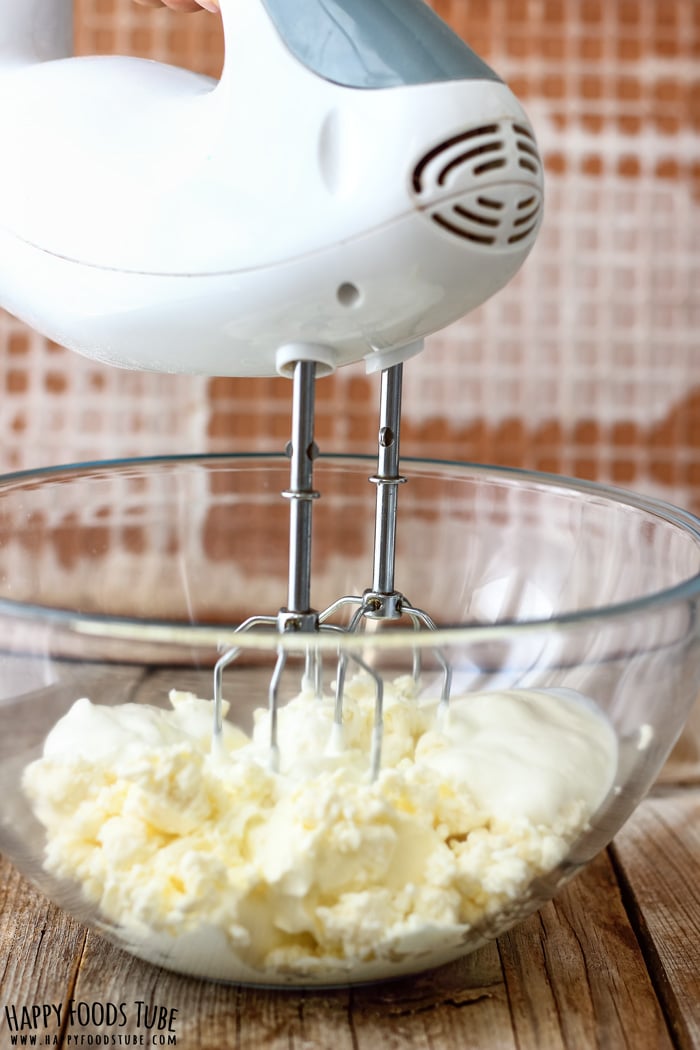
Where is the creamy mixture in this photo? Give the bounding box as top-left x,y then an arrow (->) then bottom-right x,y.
23,678 -> 617,983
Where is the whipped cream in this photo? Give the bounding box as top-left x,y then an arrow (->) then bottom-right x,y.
23,679 -> 617,984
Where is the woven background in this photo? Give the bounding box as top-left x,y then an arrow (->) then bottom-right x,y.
0,0 -> 698,515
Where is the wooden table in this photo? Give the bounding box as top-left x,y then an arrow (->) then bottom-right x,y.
2,707 -> 698,1050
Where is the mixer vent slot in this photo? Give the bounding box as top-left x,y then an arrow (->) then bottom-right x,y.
429,187 -> 543,249
478,196 -> 505,211
413,119 -> 543,250
432,212 -> 496,245
514,130 -> 541,175
514,208 -> 539,227
412,119 -> 544,197
508,190 -> 543,242
508,224 -> 538,243
412,124 -> 504,193
454,204 -> 499,228
413,119 -> 545,197
474,157 -> 508,176
437,141 -> 502,185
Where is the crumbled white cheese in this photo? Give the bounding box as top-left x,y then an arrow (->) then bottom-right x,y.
23,679 -> 617,984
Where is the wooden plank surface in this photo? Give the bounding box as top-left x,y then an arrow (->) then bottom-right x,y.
0,860 -> 87,1026
497,850 -> 675,1050
611,791 -> 700,1050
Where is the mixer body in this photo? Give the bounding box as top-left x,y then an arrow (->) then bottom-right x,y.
0,0 -> 543,377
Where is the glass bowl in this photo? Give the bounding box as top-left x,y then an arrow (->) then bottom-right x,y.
1,454 -> 699,987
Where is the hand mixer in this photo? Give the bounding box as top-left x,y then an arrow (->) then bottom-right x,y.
0,0 -> 544,775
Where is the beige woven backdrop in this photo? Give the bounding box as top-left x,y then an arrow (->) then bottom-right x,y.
0,0 -> 698,516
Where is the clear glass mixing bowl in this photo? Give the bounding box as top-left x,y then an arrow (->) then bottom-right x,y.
1,454 -> 699,987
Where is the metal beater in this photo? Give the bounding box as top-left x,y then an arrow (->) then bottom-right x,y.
213,356 -> 453,778
0,0 -> 544,776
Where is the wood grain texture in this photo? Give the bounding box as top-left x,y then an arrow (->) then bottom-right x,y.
611,791 -> 700,1050
0,859 -> 86,1041
499,851 -> 674,1050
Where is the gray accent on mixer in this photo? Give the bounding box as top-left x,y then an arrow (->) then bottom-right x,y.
261,0 -> 501,89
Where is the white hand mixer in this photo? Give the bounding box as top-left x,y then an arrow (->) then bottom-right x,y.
0,0 -> 544,774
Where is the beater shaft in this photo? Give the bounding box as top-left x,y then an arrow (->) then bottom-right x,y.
281,359 -> 319,627
213,357 -> 321,765
270,358 -> 323,769
369,363 -> 407,607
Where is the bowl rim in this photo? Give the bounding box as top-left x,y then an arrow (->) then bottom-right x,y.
0,451 -> 699,653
